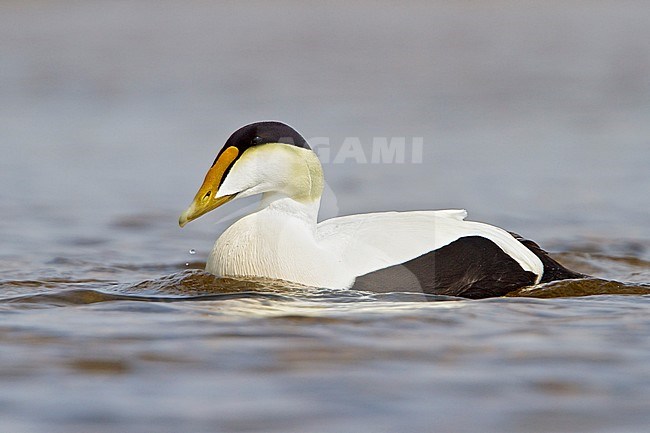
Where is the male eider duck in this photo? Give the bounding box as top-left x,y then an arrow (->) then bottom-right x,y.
179,121 -> 584,299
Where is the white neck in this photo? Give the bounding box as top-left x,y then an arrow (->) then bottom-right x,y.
259,192 -> 321,226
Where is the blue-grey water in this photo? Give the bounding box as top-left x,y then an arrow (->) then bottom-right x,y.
1,1 -> 650,432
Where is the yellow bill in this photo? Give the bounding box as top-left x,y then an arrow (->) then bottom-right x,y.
179,146 -> 239,227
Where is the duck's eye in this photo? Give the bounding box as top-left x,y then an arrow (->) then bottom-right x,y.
251,136 -> 263,145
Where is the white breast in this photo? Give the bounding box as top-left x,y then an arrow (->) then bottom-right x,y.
207,208 -> 355,288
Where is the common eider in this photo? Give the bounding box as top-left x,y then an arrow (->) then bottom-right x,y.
179,121 -> 584,298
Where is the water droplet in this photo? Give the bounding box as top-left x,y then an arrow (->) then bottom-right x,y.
189,249 -> 196,255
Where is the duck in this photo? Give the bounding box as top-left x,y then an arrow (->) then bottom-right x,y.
179,121 -> 584,298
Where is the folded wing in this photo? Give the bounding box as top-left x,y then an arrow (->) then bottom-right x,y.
316,210 -> 544,296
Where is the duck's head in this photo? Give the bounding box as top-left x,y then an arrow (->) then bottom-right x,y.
179,121 -> 323,227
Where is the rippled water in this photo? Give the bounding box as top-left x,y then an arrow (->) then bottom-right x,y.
2,1 -> 650,432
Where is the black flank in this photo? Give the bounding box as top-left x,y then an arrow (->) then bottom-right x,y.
353,236 -> 539,299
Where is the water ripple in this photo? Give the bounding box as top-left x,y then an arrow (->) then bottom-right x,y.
1,267 -> 649,310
